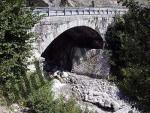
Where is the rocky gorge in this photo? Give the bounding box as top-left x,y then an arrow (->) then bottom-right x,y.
43,49 -> 140,113
51,71 -> 140,113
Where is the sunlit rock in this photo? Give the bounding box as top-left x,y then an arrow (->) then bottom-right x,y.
51,72 -> 140,113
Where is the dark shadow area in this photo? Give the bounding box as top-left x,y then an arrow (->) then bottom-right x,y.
26,0 -> 48,7
41,26 -> 103,72
83,100 -> 115,112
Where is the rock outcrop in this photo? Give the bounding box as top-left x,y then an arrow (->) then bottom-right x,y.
72,49 -> 110,78
51,72 -> 140,113
42,0 -> 149,7
42,0 -> 119,7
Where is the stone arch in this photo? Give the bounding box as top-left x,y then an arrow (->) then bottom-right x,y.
36,16 -> 107,55
41,26 -> 103,72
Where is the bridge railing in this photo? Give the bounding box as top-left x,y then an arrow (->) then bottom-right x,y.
32,7 -> 128,16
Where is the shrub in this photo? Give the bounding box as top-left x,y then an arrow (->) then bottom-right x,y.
26,83 -> 83,113
106,0 -> 150,112
0,0 -> 40,103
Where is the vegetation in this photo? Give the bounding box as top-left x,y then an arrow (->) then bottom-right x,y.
106,0 -> 150,112
26,83 -> 83,113
0,0 -> 42,103
0,1 -> 86,113
1,0 -> 149,112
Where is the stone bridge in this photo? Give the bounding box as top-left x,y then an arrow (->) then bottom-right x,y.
32,7 -> 128,77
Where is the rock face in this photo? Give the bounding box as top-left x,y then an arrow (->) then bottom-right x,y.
72,49 -> 110,78
51,72 -> 140,113
0,106 -> 8,113
0,104 -> 29,113
42,0 -> 119,7
43,48 -> 110,78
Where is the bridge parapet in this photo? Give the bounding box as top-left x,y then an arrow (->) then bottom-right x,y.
33,7 -> 128,16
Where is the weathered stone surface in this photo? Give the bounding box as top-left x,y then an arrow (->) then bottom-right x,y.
51,79 -> 67,99
0,106 -> 8,113
0,104 -> 30,113
10,104 -> 20,112
43,0 -> 149,7
42,0 -> 119,7
61,71 -> 69,78
32,15 -> 114,55
51,72 -> 140,113
72,49 -> 110,78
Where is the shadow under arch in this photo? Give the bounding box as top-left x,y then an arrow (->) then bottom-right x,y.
41,26 -> 103,72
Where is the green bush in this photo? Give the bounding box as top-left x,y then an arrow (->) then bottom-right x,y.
106,0 -> 150,112
0,59 -> 47,105
26,83 -> 83,113
0,0 -> 40,103
119,66 -> 150,111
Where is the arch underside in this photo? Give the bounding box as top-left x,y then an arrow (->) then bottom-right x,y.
36,15 -> 114,55
41,26 -> 104,72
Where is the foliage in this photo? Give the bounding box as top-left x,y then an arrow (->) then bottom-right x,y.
106,0 -> 150,112
0,0 -> 41,103
26,83 -> 83,113
0,59 -> 46,105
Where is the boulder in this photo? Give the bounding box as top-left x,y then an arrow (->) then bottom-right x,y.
51,73 -> 140,113
61,71 -> 69,78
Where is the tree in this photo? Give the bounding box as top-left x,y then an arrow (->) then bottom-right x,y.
0,0 -> 40,102
106,0 -> 150,112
